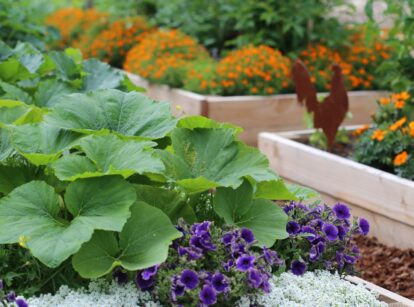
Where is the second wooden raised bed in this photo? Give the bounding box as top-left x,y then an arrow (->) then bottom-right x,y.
127,73 -> 387,146
258,128 -> 414,250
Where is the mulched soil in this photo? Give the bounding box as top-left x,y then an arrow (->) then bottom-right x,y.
354,236 -> 414,300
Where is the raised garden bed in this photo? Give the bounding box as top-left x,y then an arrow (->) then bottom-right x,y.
258,128 -> 414,250
127,73 -> 387,146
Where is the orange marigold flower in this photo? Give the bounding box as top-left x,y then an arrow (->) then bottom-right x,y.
389,117 -> 407,131
394,151 -> 408,166
394,100 -> 405,109
379,97 -> 390,105
409,121 -> 414,137
83,16 -> 151,67
46,8 -> 108,47
214,45 -> 291,95
353,124 -> 369,136
371,129 -> 386,141
124,29 -> 209,87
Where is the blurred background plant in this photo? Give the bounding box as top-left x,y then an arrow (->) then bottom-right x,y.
80,16 -> 151,67
365,0 -> 414,92
124,29 -> 210,87
136,0 -> 355,57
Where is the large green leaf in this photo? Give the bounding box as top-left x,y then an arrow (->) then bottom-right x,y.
82,59 -> 125,92
0,58 -> 32,82
213,180 -> 288,247
10,123 -> 82,165
160,127 -> 294,199
46,89 -> 177,139
0,176 -> 136,267
0,100 -> 44,126
135,184 -> 196,223
33,79 -> 76,107
0,129 -> 14,162
178,116 -> 243,135
51,134 -> 164,181
0,165 -> 37,195
48,51 -> 79,81
12,42 -> 44,74
72,201 -> 182,278
0,81 -> 32,104
286,183 -> 320,201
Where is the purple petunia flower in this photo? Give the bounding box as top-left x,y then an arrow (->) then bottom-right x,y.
222,259 -> 234,272
263,247 -> 283,266
180,269 -> 199,290
336,252 -> 345,269
222,232 -> 234,245
301,226 -> 317,241
317,241 -> 326,254
261,278 -> 271,293
283,204 -> 294,214
343,254 -> 356,264
333,203 -> 351,220
178,246 -> 202,260
211,273 -> 229,292
309,245 -> 320,262
241,228 -> 255,244
309,218 -> 324,229
247,268 -> 263,288
15,298 -> 28,307
199,285 -> 217,306
290,260 -> 307,276
191,221 -> 211,236
359,218 -> 370,236
286,221 -> 301,235
135,272 -> 155,291
190,235 -> 217,252
0,279 -> 3,290
337,225 -> 348,241
322,223 -> 338,241
6,291 -> 16,302
112,268 -> 128,284
235,254 -> 256,272
170,277 -> 185,302
352,245 -> 360,254
142,265 -> 159,280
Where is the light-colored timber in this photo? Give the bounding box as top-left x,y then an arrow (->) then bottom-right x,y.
258,129 -> 414,249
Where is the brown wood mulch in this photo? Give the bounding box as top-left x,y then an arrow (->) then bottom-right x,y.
354,236 -> 414,300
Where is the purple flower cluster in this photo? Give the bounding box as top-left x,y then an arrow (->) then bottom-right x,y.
135,265 -> 159,291
0,279 -> 28,307
135,221 -> 283,306
282,202 -> 369,275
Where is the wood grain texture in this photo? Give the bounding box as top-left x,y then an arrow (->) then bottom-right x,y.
347,276 -> 414,306
259,131 -> 414,249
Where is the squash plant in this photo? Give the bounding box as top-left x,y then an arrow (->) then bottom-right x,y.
0,40 -> 140,107
0,40 -> 300,279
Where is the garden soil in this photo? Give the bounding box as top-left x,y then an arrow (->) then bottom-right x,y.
355,236 -> 414,300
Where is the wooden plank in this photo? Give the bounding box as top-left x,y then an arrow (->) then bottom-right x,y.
258,131 -> 414,249
347,276 -> 414,306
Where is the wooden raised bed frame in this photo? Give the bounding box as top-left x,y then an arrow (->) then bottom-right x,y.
127,73 -> 387,146
258,128 -> 414,250
348,276 -> 414,306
